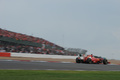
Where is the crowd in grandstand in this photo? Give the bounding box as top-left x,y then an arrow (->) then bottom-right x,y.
0,44 -> 65,55
0,28 -> 62,49
0,28 -> 65,55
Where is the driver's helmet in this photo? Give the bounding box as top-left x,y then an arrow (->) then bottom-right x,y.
91,54 -> 93,57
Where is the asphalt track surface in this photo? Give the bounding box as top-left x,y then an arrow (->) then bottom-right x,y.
0,60 -> 120,71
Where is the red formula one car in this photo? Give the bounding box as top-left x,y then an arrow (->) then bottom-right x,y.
76,54 -> 108,65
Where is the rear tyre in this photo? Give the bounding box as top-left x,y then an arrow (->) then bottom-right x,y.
103,59 -> 108,65
76,58 -> 80,63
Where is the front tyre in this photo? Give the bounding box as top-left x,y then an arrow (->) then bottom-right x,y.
103,59 -> 108,65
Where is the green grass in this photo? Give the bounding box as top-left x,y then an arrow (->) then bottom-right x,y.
0,70 -> 120,80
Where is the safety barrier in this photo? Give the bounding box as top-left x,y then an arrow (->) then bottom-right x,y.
11,53 -> 77,59
0,52 -> 11,57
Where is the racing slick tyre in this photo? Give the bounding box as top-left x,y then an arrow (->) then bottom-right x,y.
86,58 -> 92,64
76,58 -> 80,63
103,59 -> 108,65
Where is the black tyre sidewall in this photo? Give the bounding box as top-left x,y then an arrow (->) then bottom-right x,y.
103,59 -> 107,65
76,58 -> 80,63
87,58 -> 92,64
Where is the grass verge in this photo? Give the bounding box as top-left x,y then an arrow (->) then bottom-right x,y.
0,70 -> 120,80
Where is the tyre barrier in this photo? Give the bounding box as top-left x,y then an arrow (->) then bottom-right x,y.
0,52 -> 11,57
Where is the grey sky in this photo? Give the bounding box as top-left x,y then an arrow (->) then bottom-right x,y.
0,0 -> 120,59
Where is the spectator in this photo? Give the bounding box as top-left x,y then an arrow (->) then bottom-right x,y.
42,42 -> 45,49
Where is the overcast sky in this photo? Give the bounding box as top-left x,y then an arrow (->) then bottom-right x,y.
0,0 -> 120,59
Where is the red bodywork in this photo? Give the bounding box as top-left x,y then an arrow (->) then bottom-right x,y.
83,55 -> 103,63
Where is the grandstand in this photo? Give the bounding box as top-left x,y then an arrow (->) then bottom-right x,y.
0,28 -> 87,55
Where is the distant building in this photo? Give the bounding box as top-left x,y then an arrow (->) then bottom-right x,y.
65,48 -> 87,55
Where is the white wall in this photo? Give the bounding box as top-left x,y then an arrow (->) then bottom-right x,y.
11,53 -> 77,59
